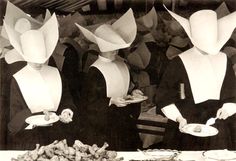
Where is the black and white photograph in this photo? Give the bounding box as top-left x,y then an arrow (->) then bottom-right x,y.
1,0 -> 236,160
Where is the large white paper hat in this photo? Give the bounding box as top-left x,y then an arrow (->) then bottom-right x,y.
1,1 -> 51,40
136,7 -> 158,31
164,5 -> 236,55
75,8 -> 137,52
0,26 -> 10,49
4,13 -> 59,64
2,1 -> 52,64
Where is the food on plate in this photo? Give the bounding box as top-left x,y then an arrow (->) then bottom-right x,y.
11,139 -> 123,161
193,125 -> 202,133
133,149 -> 179,161
124,94 -> 147,101
123,95 -> 134,100
43,110 -> 50,121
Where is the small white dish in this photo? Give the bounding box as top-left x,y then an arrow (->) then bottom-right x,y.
203,149 -> 236,161
182,123 -> 218,137
124,96 -> 148,104
25,112 -> 59,127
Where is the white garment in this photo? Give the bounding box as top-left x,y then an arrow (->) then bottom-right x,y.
179,47 -> 227,104
13,64 -> 62,113
162,48 -> 227,121
91,55 -> 130,98
161,104 -> 183,122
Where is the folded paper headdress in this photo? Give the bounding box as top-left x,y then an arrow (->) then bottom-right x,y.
2,1 -> 52,64
136,7 -> 158,32
164,5 -> 236,55
4,13 -> 59,64
1,1 -> 51,40
75,8 -> 137,52
0,26 -> 10,49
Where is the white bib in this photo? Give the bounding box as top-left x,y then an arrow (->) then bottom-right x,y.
14,64 -> 62,113
179,47 -> 227,104
91,55 -> 130,98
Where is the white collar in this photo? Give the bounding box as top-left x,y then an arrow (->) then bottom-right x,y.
98,55 -> 115,62
179,48 -> 227,103
13,65 -> 62,113
91,57 -> 130,98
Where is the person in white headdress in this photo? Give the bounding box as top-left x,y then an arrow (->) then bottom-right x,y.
4,8 -> 78,150
155,7 -> 236,150
76,9 -> 144,151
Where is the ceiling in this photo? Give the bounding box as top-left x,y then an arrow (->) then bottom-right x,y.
1,0 -> 233,15
0,0 -> 235,25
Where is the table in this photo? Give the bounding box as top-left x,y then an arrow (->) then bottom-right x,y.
0,150 -> 206,161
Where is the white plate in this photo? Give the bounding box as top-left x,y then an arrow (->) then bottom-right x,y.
125,96 -> 148,104
25,113 -> 59,126
182,123 -> 218,137
137,149 -> 179,160
203,150 -> 236,160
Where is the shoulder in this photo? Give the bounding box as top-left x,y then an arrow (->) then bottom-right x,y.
88,66 -> 103,77
43,65 -> 61,76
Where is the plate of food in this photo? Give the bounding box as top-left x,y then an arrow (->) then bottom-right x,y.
203,149 -> 236,161
25,112 -> 59,126
135,149 -> 179,160
124,95 -> 148,104
182,123 -> 218,137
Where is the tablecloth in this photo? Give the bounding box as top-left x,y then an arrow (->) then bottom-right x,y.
0,150 -> 206,161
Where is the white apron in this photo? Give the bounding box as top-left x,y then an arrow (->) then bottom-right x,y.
13,64 -> 62,113
91,55 -> 130,98
179,47 -> 227,104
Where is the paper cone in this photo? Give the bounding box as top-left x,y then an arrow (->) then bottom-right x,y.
164,5 -> 236,55
75,8 -> 137,52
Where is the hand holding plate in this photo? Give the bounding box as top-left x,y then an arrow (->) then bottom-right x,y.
110,97 -> 128,107
131,89 -> 144,97
176,116 -> 187,132
59,109 -> 73,123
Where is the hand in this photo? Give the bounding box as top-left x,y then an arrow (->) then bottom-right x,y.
59,109 -> 73,123
110,97 -> 128,107
217,103 -> 236,120
176,116 -> 187,132
131,89 -> 144,97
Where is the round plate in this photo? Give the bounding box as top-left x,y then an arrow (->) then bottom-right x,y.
182,123 -> 218,137
125,96 -> 148,104
203,150 -> 236,160
139,149 -> 179,160
25,113 -> 59,126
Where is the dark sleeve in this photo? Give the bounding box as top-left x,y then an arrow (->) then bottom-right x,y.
125,103 -> 141,119
56,74 -> 78,117
8,78 -> 31,135
154,57 -> 186,111
220,58 -> 236,103
80,67 -> 110,130
62,45 -> 81,105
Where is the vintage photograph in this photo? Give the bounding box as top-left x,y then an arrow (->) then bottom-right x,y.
0,0 -> 236,160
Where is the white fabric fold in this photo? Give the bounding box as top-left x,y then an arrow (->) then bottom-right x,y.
161,104 -> 183,122
75,8 -> 136,52
14,65 -> 62,113
179,48 -> 227,104
164,5 -> 236,55
91,55 -> 129,98
3,12 -> 58,64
